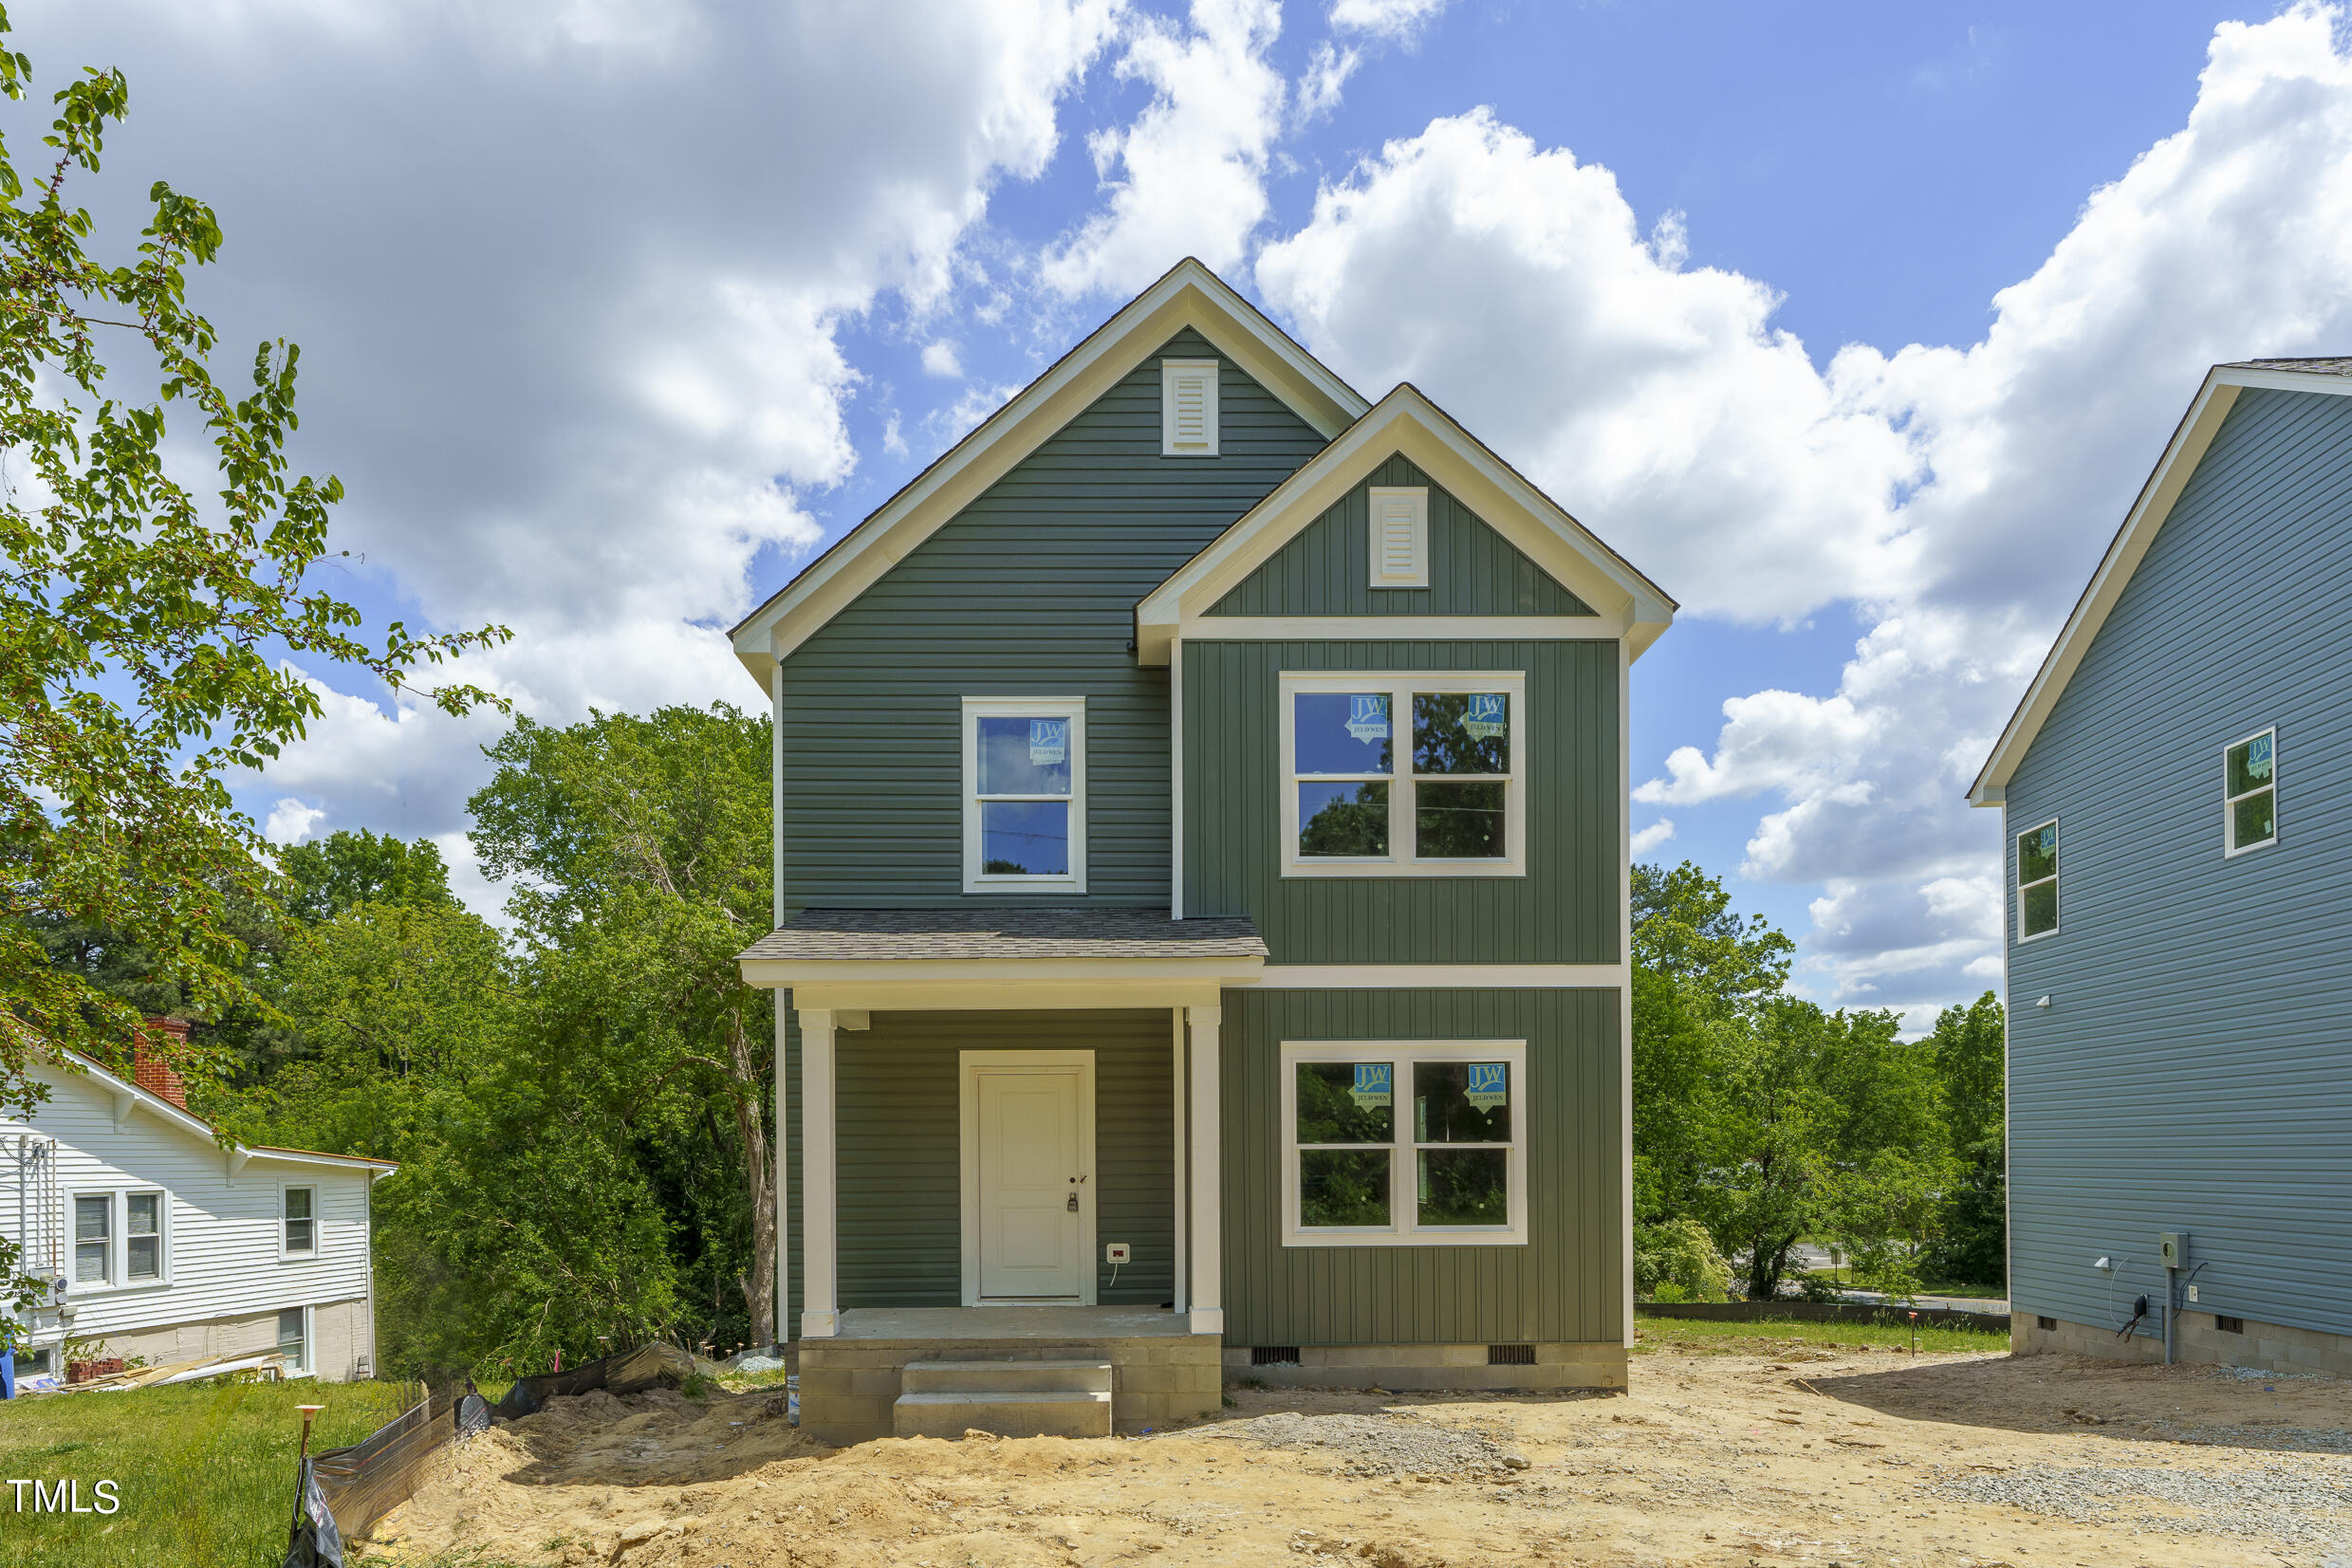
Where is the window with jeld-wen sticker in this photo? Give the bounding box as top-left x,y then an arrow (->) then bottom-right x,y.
1279,1041 -> 1528,1246
2015,820 -> 2058,940
1280,671 -> 1526,876
962,696 -> 1086,893
2224,728 -> 2277,856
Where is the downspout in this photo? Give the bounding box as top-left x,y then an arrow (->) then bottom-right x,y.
363,1172 -> 379,1377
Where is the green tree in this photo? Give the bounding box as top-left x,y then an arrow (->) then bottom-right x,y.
1,24 -> 505,1110
470,705 -> 778,1348
277,829 -> 457,924
1920,990 -> 2007,1286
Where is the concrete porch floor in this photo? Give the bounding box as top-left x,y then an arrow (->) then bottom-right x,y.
833,1305 -> 1195,1339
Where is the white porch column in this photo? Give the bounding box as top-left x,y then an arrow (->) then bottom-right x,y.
799,1006 -> 839,1338
1171,1008 -> 1188,1313
1185,1003 -> 1223,1336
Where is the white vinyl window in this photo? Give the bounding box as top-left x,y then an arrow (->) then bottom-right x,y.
1280,671 -> 1527,877
1160,359 -> 1219,456
1280,1041 -> 1528,1247
962,696 -> 1086,894
2015,819 -> 2058,941
1367,487 -> 1429,588
72,1195 -> 110,1284
282,1187 -> 317,1258
2224,728 -> 2277,856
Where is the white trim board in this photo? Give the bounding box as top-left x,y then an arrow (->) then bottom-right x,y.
729,260 -> 1367,685
1135,384 -> 1675,668
1970,362 -> 2352,805
958,1049 -> 1098,1306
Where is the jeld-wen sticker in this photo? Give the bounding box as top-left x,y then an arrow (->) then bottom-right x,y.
1466,1063 -> 1508,1109
1028,718 -> 1066,766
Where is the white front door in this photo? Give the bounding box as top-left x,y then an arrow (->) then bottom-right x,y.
969,1061 -> 1091,1301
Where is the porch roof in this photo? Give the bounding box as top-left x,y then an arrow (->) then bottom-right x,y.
736,908 -> 1265,1011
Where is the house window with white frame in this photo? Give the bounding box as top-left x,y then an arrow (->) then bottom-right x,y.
278,1306 -> 310,1375
962,696 -> 1086,893
283,1187 -> 317,1257
1282,672 -> 1525,876
72,1194 -> 110,1284
2016,819 -> 2058,940
2225,728 -> 2277,855
1280,1041 -> 1528,1246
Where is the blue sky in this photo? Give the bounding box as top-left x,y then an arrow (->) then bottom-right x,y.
20,0 -> 2352,1023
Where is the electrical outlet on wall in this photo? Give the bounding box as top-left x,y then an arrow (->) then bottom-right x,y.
1104,1243 -> 1131,1264
2187,1285 -> 2199,1303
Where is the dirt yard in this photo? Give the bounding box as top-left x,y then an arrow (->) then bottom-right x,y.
366,1341 -> 2352,1567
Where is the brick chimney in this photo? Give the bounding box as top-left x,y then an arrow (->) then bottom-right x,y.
135,1018 -> 191,1112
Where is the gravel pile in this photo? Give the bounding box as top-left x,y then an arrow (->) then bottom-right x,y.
1195,1411 -> 1531,1479
1931,1459 -> 2352,1549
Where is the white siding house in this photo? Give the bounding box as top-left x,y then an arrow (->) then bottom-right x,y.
1,1049 -> 393,1384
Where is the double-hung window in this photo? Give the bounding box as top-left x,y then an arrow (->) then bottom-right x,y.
73,1195 -> 110,1284
961,696 -> 1086,893
2016,819 -> 2058,940
1280,1041 -> 1528,1246
283,1187 -> 317,1258
2225,728 -> 2277,855
278,1306 -> 310,1376
1281,671 -> 1526,876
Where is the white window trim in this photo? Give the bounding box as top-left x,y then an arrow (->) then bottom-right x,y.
1279,670 -> 1527,878
123,1188 -> 168,1285
280,1182 -> 319,1262
63,1188 -> 175,1296
1160,359 -> 1219,457
1367,486 -> 1430,588
2015,817 -> 2059,943
2223,726 -> 2278,858
69,1190 -> 113,1290
278,1303 -> 315,1378
1278,1040 -> 1529,1248
961,696 -> 1087,894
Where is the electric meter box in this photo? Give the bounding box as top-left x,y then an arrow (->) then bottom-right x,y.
2158,1231 -> 2188,1267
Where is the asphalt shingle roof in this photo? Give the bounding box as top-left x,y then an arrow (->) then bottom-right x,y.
738,908 -> 1266,963
2226,357 -> 2352,377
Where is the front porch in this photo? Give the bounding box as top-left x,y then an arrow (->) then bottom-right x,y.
739,910 -> 1266,1442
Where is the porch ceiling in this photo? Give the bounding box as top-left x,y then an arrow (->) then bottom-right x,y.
736,907 -> 1265,1010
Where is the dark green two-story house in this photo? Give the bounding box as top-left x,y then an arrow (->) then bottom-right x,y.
731,260 -> 1675,1443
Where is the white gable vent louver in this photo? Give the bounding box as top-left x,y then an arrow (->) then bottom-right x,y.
1161,359 -> 1220,456
1368,486 -> 1429,588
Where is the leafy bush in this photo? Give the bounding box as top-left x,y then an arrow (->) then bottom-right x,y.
1635,1218 -> 1732,1301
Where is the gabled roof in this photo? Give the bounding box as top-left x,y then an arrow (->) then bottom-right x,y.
1133,382 -> 1676,665
1970,360 -> 2352,805
728,258 -> 1370,685
34,1051 -> 398,1176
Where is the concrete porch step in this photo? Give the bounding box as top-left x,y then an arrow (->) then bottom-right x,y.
893,1389 -> 1114,1439
900,1358 -> 1112,1395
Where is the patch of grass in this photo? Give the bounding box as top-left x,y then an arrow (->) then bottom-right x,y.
0,1376 -> 419,1567
1633,1311 -> 2009,1358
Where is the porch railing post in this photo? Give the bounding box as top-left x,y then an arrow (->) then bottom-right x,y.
1185,1003 -> 1223,1336
800,1006 -> 839,1338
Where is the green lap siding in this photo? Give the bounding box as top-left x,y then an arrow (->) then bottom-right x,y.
1182,638 -> 1621,965
1209,452 -> 1598,618
777,328 -> 1327,912
1219,987 -> 1623,1347
832,1009 -> 1175,1307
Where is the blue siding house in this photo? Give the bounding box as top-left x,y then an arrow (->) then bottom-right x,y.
1971,358 -> 2352,1374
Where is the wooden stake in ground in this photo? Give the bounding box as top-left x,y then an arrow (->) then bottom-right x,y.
290,1404 -> 325,1544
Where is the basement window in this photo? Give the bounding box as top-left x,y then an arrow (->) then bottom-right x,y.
2224,728 -> 2276,856
962,696 -> 1086,894
1281,1040 -> 1528,1247
2015,819 -> 2058,941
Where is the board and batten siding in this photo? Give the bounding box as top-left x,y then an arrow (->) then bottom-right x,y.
1181,638 -> 1620,966
833,1010 -> 1175,1308
2006,384 -> 2352,1345
0,1065 -> 376,1367
1209,452 -> 1598,618
1219,987 -> 1622,1347
777,328 -> 1328,912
